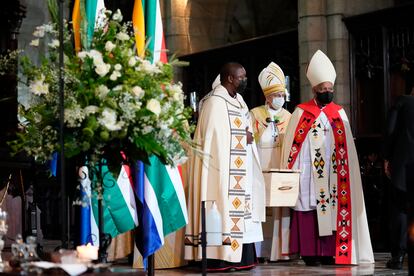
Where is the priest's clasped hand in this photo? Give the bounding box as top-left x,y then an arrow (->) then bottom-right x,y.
246,127 -> 253,144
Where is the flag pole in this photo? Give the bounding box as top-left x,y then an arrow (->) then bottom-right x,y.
148,254 -> 155,276
58,0 -> 69,249
97,160 -> 112,263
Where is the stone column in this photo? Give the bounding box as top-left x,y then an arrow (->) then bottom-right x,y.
326,0 -> 350,115
298,0 -> 327,101
163,0 -> 191,57
165,0 -> 233,56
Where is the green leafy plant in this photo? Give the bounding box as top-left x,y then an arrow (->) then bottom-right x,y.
3,9 -> 194,170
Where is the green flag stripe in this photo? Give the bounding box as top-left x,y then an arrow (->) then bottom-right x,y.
79,0 -> 89,50
145,156 -> 187,235
144,0 -> 157,56
91,164 -> 136,237
85,0 -> 98,47
92,197 -> 119,238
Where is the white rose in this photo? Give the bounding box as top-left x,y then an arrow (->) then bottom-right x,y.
89,49 -> 102,59
109,71 -> 121,81
113,9 -> 123,22
95,62 -> 110,77
43,24 -> 54,33
113,85 -> 123,91
105,41 -> 116,52
116,32 -> 129,41
109,73 -> 117,81
30,39 -> 39,47
141,125 -> 153,134
96,85 -> 109,98
77,51 -> 87,59
89,49 -> 104,65
169,83 -> 184,102
128,57 -> 137,67
33,26 -> 45,38
139,60 -> 161,74
98,108 -> 124,131
93,58 -> 105,68
48,39 -> 60,49
131,86 -> 144,98
170,82 -> 182,93
146,99 -> 161,116
173,91 -> 184,102
84,105 -> 99,115
114,64 -> 122,71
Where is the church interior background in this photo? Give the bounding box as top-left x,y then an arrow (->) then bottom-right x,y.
1,0 -> 414,261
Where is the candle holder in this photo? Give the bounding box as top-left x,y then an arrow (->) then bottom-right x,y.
10,234 -> 26,268
0,209 -> 8,271
26,236 -> 40,262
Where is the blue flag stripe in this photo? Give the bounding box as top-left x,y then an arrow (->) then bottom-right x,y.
134,161 -> 163,268
80,184 -> 93,245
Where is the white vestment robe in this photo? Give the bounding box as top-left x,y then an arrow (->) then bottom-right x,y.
250,105 -> 292,260
280,102 -> 375,264
292,112 -> 332,211
185,85 -> 265,263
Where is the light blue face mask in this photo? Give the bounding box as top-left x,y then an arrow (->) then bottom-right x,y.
271,97 -> 285,110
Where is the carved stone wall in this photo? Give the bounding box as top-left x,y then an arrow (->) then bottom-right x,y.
297,0 -> 393,115
165,0 -> 395,116
163,0 -> 297,56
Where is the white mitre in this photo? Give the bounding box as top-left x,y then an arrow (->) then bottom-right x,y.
212,74 -> 221,89
258,62 -> 286,97
306,50 -> 336,87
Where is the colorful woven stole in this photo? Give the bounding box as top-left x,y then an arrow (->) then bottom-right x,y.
308,113 -> 334,236
224,98 -> 247,256
287,100 -> 352,264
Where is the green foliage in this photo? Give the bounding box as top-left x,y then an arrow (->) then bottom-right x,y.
2,9 -> 193,169
47,0 -> 58,24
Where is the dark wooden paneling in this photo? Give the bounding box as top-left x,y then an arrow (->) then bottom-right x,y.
179,30 -> 300,113
345,3 -> 414,251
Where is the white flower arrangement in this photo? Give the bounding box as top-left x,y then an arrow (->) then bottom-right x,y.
5,10 -> 193,168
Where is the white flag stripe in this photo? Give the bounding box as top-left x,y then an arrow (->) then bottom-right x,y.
166,166 -> 188,222
144,173 -> 165,244
90,200 -> 100,246
152,0 -> 163,62
116,166 -> 139,226
94,0 -> 106,29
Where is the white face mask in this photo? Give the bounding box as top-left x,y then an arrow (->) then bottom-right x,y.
271,97 -> 285,110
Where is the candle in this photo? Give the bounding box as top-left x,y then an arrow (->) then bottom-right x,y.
76,243 -> 98,261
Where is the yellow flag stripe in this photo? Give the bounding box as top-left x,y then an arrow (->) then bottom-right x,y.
72,0 -> 82,52
132,0 -> 145,58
